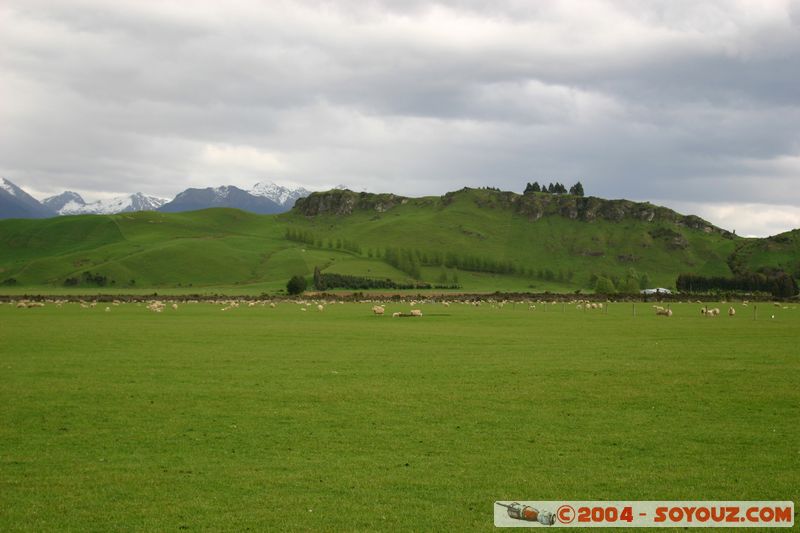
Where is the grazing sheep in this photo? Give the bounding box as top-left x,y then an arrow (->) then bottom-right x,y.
269,302 -> 276,308
301,308 -> 307,312
317,304 -> 324,312
392,312 -> 401,318
655,308 -> 672,317
728,307 -> 736,317
172,303 -> 179,310
105,307 -> 111,312
410,309 -> 423,317
372,305 -> 385,316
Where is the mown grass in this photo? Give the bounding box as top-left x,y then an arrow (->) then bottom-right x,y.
1,301 -> 797,531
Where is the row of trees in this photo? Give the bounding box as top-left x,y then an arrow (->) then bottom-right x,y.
287,228 -> 587,283
590,269 -> 652,294
524,181 -> 584,196
676,271 -> 797,297
64,271 -> 110,286
285,228 -> 361,254
312,267 -> 442,291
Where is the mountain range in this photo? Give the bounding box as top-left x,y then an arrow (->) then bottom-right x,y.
0,178 -> 311,218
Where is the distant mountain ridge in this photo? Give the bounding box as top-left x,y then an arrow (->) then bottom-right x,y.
0,178 -> 55,218
249,182 -> 311,207
43,191 -> 167,215
158,185 -> 284,214
0,178 -> 312,218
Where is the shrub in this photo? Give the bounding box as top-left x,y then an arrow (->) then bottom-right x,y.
286,275 -> 308,295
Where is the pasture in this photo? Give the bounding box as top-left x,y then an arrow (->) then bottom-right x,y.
1,300 -> 798,531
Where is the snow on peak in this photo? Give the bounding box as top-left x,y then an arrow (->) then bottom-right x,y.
213,186 -> 233,200
249,181 -> 311,205
43,191 -> 86,212
59,193 -> 167,215
0,178 -> 21,197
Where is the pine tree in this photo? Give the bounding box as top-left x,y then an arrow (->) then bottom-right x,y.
569,181 -> 585,196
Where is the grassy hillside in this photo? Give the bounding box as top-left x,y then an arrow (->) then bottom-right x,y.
0,188 -> 797,294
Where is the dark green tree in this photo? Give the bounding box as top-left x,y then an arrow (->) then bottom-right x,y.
287,275 -> 308,295
523,181 -> 542,194
569,181 -> 585,196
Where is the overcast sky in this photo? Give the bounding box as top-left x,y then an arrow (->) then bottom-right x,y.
1,0 -> 799,236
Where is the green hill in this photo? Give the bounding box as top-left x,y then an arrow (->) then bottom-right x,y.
0,188 -> 797,294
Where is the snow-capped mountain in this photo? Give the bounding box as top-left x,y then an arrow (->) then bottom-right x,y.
74,193 -> 166,215
0,178 -> 55,219
2,178 -> 319,218
249,181 -> 311,207
158,185 -> 283,214
45,192 -> 167,215
42,191 -> 86,213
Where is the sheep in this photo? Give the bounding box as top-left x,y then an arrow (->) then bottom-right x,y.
392,312 -> 401,318
317,304 -> 324,312
728,306 -> 736,317
410,309 -> 423,317
172,303 -> 178,310
105,306 -> 111,312
655,308 -> 672,317
269,302 -> 276,308
372,305 -> 385,316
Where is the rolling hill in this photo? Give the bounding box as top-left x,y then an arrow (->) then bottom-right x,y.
0,187 -> 797,294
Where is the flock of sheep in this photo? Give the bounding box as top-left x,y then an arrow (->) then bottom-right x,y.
6,297 -> 797,320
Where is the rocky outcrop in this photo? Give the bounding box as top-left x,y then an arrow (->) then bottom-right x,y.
292,187 -> 733,238
293,189 -> 408,216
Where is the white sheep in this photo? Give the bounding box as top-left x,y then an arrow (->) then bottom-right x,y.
410,309 -> 423,317
728,306 -> 736,317
372,305 -> 385,316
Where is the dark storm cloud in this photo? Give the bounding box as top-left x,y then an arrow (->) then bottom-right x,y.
0,0 -> 798,235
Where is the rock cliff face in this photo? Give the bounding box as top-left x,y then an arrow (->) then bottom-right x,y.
293,187 -> 732,237
293,189 -> 409,216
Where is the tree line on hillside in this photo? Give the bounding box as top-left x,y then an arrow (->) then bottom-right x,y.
524,181 -> 584,196
590,269 -> 652,294
312,267 -> 457,291
676,270 -> 797,298
285,228 -> 361,254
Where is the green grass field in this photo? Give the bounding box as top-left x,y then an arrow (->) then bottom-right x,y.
1,301 -> 797,531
